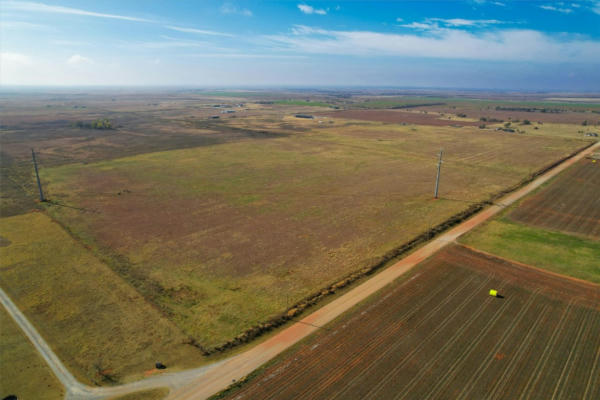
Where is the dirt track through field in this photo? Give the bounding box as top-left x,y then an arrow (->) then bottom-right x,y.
1,142 -> 597,400
168,141 -> 600,399
219,246 -> 600,400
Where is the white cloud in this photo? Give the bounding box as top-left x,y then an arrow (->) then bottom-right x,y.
220,3 -> 253,16
401,18 -> 505,31
298,4 -> 327,15
1,52 -> 32,66
396,18 -> 403,22
431,18 -> 504,27
539,5 -> 573,13
592,0 -> 600,14
166,25 -> 234,37
67,54 -> 92,65
492,2 -> 506,6
264,26 -> 600,63
3,1 -> 154,22
400,22 -> 438,30
0,20 -> 48,30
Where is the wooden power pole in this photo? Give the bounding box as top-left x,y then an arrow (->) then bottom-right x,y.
31,148 -> 46,202
434,149 -> 443,199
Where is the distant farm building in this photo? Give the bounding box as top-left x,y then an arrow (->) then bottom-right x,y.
295,114 -> 314,119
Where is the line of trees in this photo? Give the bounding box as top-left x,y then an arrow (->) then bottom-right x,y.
73,119 -> 114,130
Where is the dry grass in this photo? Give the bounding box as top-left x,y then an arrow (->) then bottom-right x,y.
40,117 -> 585,348
0,306 -> 64,400
0,212 -> 205,385
109,388 -> 170,400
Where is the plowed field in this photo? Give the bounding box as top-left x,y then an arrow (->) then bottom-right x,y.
222,245 -> 600,400
509,158 -> 600,238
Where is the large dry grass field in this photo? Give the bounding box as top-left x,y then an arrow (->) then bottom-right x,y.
37,114 -> 588,349
0,212 -> 205,385
508,158 -> 600,238
0,306 -> 64,400
221,245 -> 600,400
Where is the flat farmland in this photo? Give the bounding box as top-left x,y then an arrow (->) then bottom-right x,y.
221,245 -> 600,400
0,212 -> 205,385
38,116 -> 588,349
0,306 -> 64,400
318,109 -> 482,126
509,158 -> 600,238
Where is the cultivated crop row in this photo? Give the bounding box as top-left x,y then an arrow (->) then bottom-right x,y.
225,245 -> 600,400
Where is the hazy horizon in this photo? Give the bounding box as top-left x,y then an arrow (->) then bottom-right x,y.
2,0 -> 600,90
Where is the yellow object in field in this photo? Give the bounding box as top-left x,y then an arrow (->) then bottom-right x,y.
489,289 -> 498,297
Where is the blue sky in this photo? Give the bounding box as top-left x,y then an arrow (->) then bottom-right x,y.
1,0 -> 600,90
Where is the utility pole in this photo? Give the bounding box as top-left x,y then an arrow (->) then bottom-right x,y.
434,149 -> 443,199
31,148 -> 46,202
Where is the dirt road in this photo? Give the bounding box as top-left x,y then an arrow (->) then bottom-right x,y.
1,141 -> 597,400
169,142 -> 600,400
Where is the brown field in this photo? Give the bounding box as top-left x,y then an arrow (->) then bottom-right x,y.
318,109 -> 483,126
222,245 -> 600,400
38,115 -> 588,349
409,103 -> 600,125
1,91 -> 598,385
509,158 -> 600,238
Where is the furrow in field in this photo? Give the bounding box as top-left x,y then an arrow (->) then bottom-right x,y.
562,309 -> 600,398
420,290 -> 539,400
517,301 -> 574,400
456,301 -> 548,400
582,325 -> 600,400
251,267 -> 467,400
293,274 -> 483,400
551,310 -> 595,400
521,303 -> 587,399
374,281 -> 500,400
334,275 -> 493,400
486,305 -> 552,400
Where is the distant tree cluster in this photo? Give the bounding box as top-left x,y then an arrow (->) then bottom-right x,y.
479,117 -> 503,123
73,119 -> 114,130
495,106 -> 562,113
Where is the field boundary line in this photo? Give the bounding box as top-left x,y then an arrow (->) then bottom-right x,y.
171,142 -> 600,400
3,141 -> 598,400
458,244 -> 600,289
